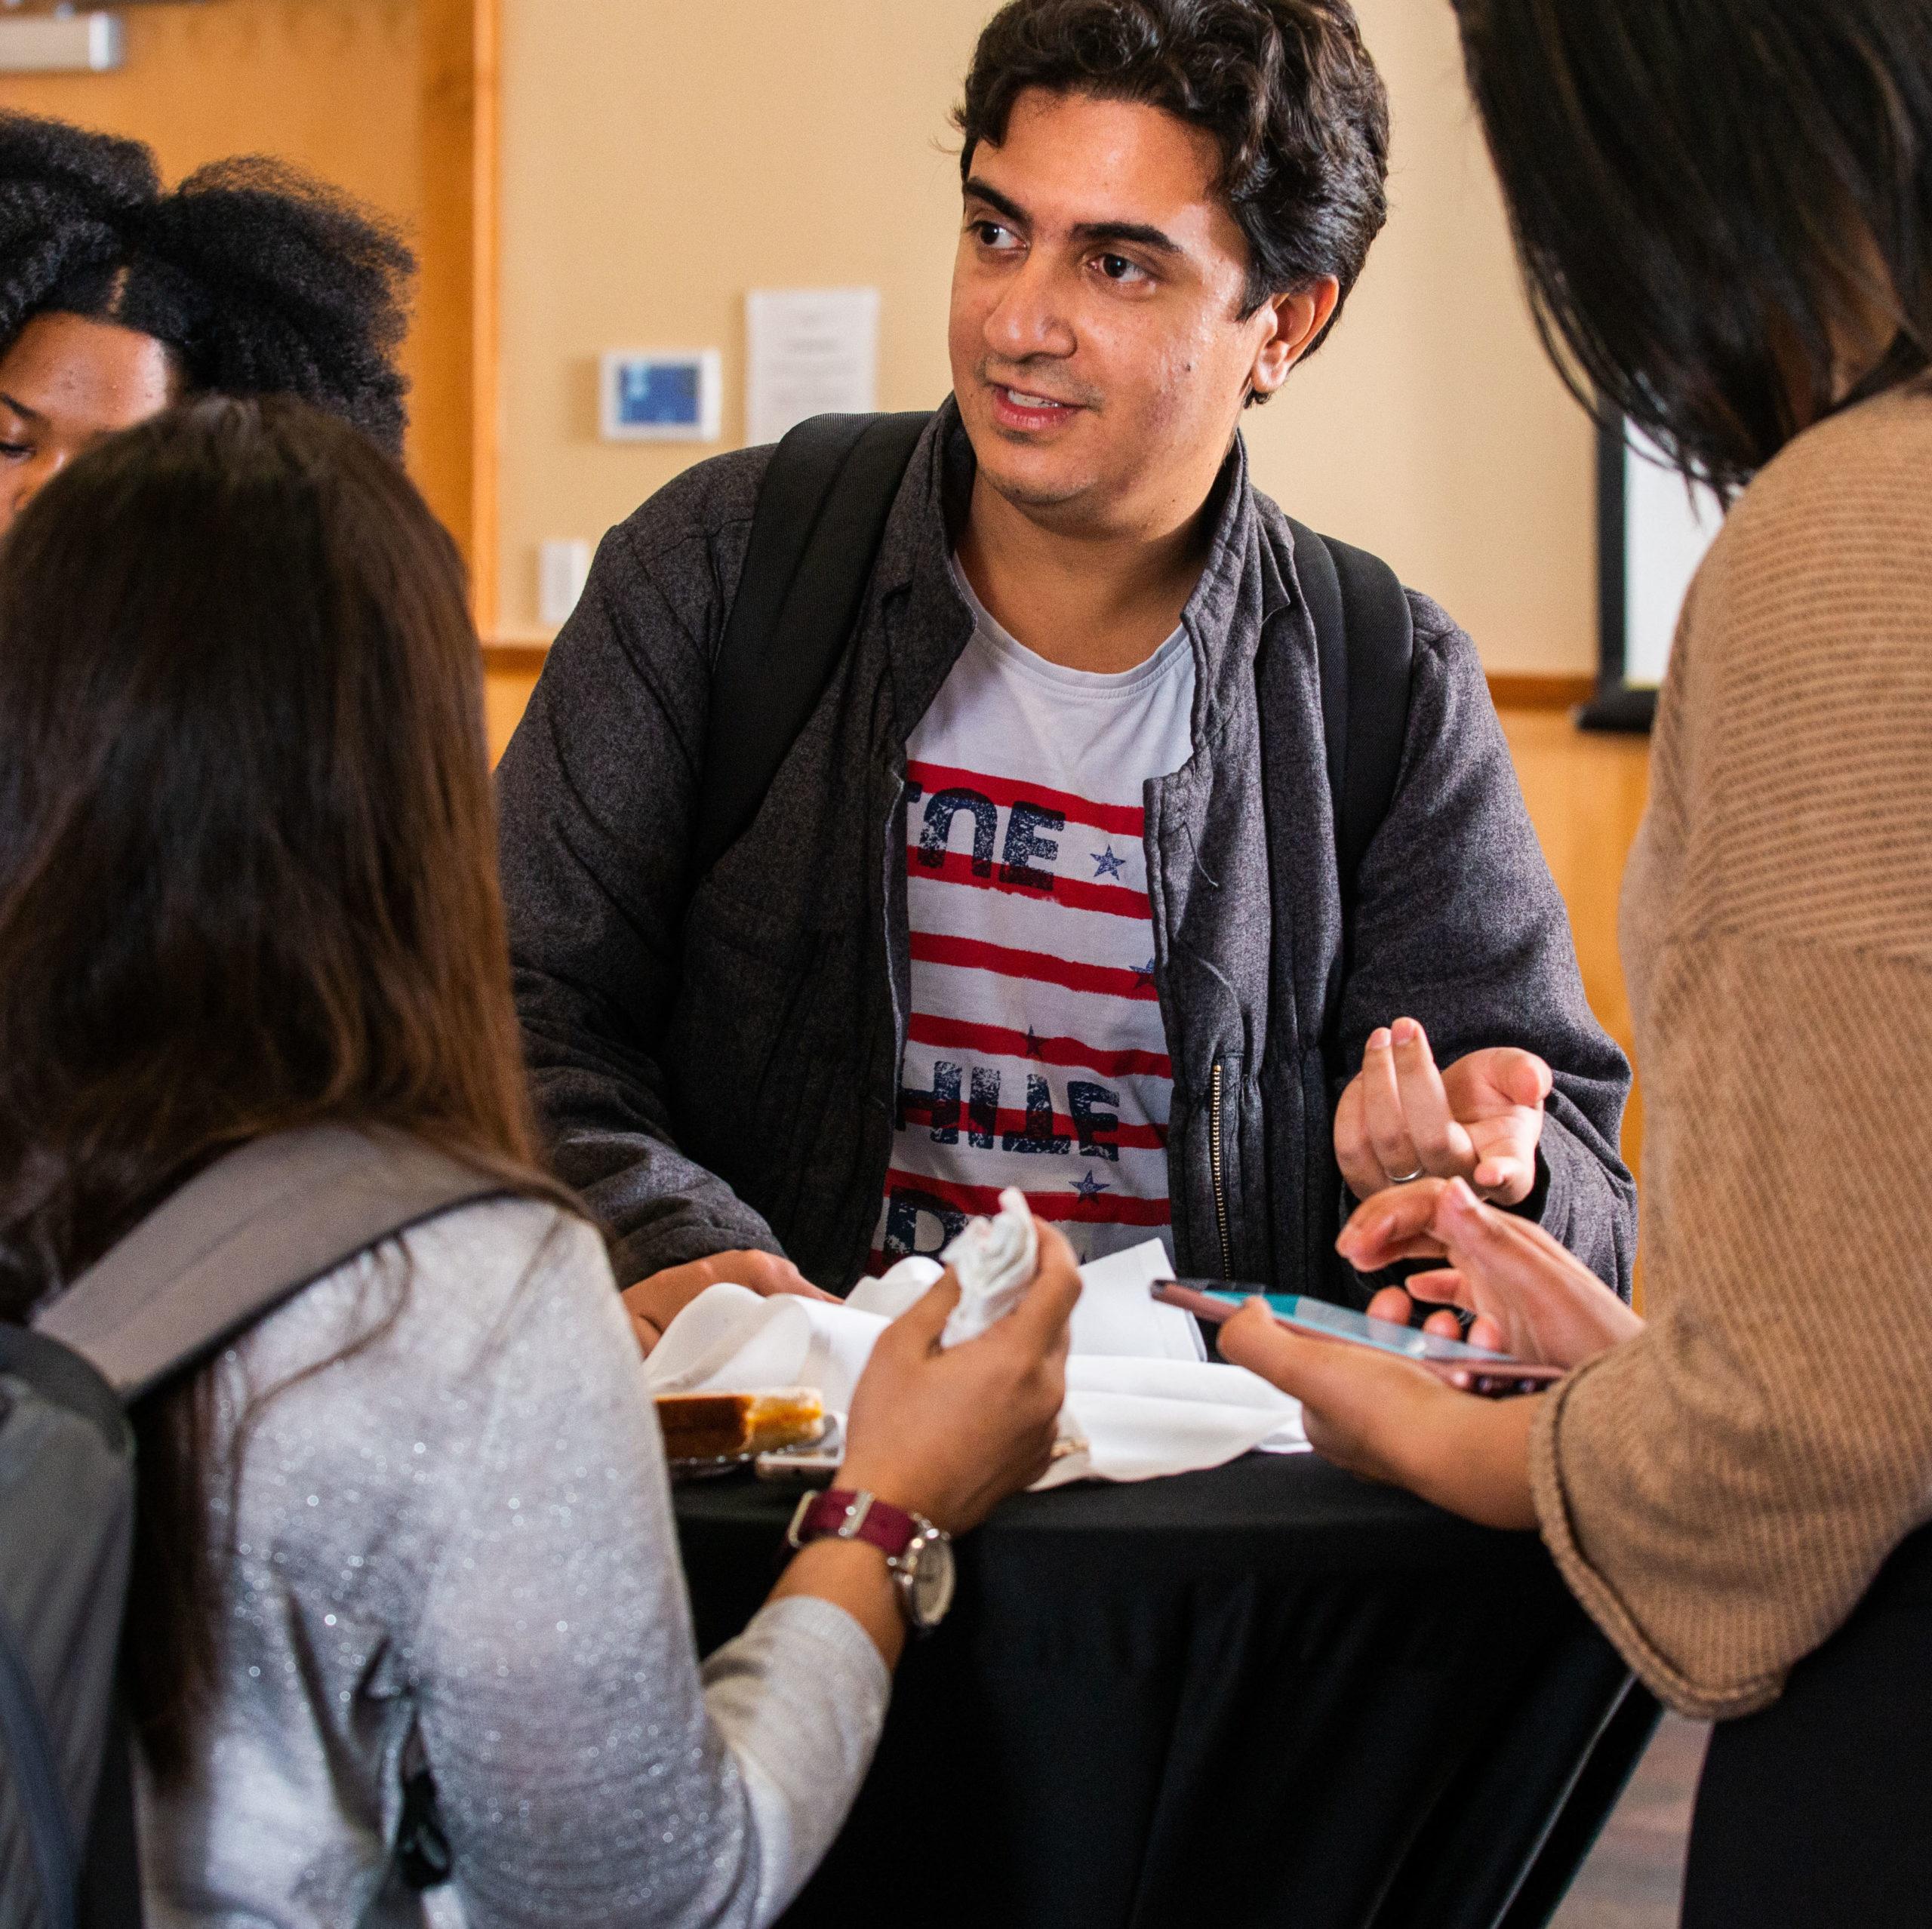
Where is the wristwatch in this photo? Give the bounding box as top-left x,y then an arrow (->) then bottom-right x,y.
786,1488 -> 956,1633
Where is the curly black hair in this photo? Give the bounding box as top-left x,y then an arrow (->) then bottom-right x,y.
0,112 -> 414,454
956,0 -> 1390,377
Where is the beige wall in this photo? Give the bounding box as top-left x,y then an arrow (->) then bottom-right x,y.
496,0 -> 1595,670
495,0 -> 977,636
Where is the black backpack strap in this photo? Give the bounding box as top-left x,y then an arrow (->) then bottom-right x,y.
691,410 -> 933,883
1288,519 -> 1416,918
74,1699 -> 140,1929
35,1125 -> 512,1403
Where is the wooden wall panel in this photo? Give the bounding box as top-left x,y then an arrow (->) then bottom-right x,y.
417,0 -> 498,620
485,654 -> 541,763
1499,709 -> 1652,1222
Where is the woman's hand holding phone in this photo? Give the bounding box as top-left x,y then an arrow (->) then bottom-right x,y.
1218,1175 -> 1645,1532
1217,1300 -> 1543,1531
1340,1177 -> 1643,1371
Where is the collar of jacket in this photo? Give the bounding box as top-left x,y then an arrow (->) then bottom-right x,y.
869,395 -> 1300,755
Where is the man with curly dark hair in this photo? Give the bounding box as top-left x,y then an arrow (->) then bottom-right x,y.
500,0 -> 1638,1326
0,112 -> 412,535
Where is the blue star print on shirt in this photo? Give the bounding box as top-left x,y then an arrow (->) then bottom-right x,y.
1072,1171 -> 1111,1200
1091,845 -> 1128,881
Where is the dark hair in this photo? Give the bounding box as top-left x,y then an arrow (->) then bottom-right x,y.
0,398 -> 562,1774
0,112 -> 414,452
1451,0 -> 1932,496
955,0 -> 1389,369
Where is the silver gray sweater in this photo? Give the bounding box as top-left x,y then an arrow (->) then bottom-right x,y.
137,1196 -> 889,1927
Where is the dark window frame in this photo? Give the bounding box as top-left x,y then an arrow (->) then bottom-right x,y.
1578,415 -> 1659,734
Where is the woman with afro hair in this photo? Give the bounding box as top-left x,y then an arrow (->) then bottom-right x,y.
0,110 -> 412,536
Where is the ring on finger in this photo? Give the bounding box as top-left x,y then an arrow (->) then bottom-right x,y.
1386,1166 -> 1426,1185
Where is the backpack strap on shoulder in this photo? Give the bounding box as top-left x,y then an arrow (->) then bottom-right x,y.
34,1125 -> 511,1404
1288,519 -> 1416,918
691,409 -> 933,883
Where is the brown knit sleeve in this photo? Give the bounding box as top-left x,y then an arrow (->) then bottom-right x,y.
1532,934 -> 1932,1717
1529,384 -> 1932,1720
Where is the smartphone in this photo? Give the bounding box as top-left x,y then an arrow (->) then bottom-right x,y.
1151,1280 -> 1563,1398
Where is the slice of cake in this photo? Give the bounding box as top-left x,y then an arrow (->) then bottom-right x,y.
655,1387 -> 826,1462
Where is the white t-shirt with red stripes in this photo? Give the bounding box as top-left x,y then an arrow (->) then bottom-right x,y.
871,563 -> 1194,1272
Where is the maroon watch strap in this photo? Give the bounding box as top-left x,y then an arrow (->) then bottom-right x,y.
787,1488 -> 919,1559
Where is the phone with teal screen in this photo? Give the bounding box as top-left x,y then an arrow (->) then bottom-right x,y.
1151,1280 -> 1562,1398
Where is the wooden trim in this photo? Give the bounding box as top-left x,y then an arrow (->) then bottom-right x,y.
417,0 -> 500,633
469,0 -> 501,638
1487,672 -> 1595,711
481,638 -> 549,674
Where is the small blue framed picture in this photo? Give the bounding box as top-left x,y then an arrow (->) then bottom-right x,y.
600,349 -> 722,442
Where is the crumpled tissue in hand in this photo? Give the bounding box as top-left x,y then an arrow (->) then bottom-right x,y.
937,1187 -> 1089,1475
938,1185 -> 1039,1348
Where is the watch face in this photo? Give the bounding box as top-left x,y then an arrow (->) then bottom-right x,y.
906,1532 -> 956,1629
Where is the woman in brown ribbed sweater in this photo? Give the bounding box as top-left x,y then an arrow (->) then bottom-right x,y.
1223,3 -> 1932,1922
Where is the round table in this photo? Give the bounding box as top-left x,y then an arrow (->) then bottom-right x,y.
675,1452 -> 1657,1929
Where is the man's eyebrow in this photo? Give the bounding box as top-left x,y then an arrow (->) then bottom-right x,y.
961,177 -> 1030,229
0,391 -> 44,425
1068,218 -> 1184,257
962,179 -> 1184,260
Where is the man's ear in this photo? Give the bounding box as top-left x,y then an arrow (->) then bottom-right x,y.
1250,276 -> 1343,398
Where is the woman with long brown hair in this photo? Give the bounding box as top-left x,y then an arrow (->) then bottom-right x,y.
1223,1 -> 1932,1920
0,396 -> 1076,1926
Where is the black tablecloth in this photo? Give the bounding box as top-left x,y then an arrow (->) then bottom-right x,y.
675,1453 -> 1657,1929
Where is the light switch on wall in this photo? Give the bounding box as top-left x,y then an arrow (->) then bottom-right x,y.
539,539 -> 592,628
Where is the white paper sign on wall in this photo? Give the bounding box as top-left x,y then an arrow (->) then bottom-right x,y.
746,288 -> 881,447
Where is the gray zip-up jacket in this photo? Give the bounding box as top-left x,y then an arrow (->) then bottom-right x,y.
497,404 -> 1635,1300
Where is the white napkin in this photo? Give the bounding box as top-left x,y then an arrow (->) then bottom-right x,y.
644,1284 -> 887,1413
644,1241 -> 1306,1486
848,1237 -> 1203,1361
1063,1241 -> 1210,1362
937,1186 -> 1038,1346
1057,1355 -> 1306,1484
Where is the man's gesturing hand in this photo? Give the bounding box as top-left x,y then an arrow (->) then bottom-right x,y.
1334,1017 -> 1552,1207
623,1250 -> 837,1355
